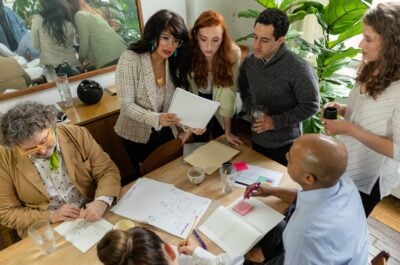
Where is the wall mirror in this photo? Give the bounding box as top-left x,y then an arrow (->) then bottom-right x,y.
0,0 -> 143,101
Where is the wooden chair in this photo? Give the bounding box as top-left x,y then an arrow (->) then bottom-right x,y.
139,138 -> 183,175
371,251 -> 390,265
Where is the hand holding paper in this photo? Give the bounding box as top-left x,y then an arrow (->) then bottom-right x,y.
168,88 -> 220,129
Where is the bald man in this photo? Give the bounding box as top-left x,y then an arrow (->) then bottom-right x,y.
245,134 -> 368,265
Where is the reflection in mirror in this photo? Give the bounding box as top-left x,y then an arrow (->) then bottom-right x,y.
0,0 -> 142,99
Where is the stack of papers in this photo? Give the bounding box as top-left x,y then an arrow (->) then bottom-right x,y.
184,141 -> 239,175
111,178 -> 211,239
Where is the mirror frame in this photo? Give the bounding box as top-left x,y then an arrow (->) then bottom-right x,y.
0,0 -> 144,102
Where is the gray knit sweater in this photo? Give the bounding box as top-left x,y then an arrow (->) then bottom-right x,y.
238,44 -> 319,148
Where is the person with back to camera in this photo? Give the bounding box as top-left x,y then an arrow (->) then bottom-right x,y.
31,0 -> 80,67
0,0 -> 27,51
238,8 -> 319,166
0,102 -> 121,238
322,2 -> 400,217
67,0 -> 127,69
179,10 -> 243,146
245,134 -> 368,265
114,9 -> 191,180
97,226 -> 244,265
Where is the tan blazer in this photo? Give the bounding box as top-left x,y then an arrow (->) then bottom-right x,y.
0,57 -> 31,93
114,50 -> 176,143
0,124 -> 121,237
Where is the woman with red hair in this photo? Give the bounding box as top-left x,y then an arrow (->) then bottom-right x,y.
180,10 -> 242,146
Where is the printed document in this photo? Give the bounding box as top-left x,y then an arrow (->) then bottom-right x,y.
168,88 -> 220,129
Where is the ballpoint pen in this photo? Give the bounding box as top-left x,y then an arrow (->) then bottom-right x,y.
193,229 -> 208,250
244,182 -> 260,199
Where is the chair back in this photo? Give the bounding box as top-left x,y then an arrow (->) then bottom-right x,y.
140,138 -> 183,175
0,225 -> 20,250
371,251 -> 390,265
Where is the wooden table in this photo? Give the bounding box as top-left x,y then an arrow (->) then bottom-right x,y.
0,142 -> 298,265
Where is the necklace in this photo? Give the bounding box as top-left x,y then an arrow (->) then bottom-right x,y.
151,55 -> 166,87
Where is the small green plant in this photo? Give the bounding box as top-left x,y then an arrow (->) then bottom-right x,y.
237,0 -> 371,133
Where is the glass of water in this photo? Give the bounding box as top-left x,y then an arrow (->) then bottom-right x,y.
251,105 -> 268,132
28,220 -> 57,255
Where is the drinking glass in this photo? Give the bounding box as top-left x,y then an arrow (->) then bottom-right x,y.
251,105 -> 268,132
28,220 -> 57,255
56,73 -> 73,107
219,162 -> 236,194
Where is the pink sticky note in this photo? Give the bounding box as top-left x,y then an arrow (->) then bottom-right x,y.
233,161 -> 248,171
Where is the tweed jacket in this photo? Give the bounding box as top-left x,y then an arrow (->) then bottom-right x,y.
0,124 -> 121,237
188,44 -> 241,128
114,50 -> 176,143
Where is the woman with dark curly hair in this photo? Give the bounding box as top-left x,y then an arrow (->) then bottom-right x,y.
97,227 -> 243,265
31,0 -> 79,67
180,10 -> 242,146
114,9 -> 190,180
323,2 -> 400,216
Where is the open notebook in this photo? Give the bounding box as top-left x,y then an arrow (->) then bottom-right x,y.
198,197 -> 284,255
111,178 -> 211,239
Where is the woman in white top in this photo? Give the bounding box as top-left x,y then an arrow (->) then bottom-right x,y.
323,2 -> 400,216
31,0 -> 79,67
97,226 -> 244,265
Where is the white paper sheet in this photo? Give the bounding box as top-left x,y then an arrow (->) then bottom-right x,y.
168,87 -> 220,129
55,218 -> 113,253
111,178 -> 211,239
234,164 -> 283,187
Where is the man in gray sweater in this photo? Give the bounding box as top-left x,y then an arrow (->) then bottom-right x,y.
239,8 -> 319,166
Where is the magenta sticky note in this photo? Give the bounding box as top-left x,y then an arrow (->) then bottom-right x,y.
233,161 -> 248,171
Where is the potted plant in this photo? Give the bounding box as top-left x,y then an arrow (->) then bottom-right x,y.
237,0 -> 371,133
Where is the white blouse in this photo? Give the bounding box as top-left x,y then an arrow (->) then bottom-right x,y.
338,81 -> 400,197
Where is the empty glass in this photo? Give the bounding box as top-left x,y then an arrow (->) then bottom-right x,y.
56,73 -> 73,107
219,162 -> 236,194
28,220 -> 57,255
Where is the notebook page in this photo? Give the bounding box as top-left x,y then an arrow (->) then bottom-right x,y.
228,197 -> 284,234
199,206 -> 262,255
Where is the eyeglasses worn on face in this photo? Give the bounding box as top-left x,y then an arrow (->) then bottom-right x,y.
18,128 -> 55,155
159,34 -> 183,48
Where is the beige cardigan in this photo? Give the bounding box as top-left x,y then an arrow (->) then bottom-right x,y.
114,50 -> 176,143
0,124 -> 121,237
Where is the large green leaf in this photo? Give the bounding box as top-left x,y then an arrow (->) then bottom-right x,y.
324,47 -> 360,65
303,114 -> 324,134
322,0 -> 369,35
255,0 -> 277,8
238,9 -> 260,19
328,21 -> 363,48
236,33 -> 255,43
321,58 -> 351,79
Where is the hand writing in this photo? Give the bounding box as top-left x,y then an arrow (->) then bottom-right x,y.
50,204 -> 80,223
80,200 -> 108,222
178,238 -> 199,255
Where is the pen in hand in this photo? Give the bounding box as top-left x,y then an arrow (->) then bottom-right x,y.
193,229 -> 207,250
244,182 -> 260,199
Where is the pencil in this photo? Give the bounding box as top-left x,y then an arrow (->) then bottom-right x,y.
184,216 -> 198,245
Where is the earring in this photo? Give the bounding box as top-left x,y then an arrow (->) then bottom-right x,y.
150,41 -> 155,52
173,49 -> 178,57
